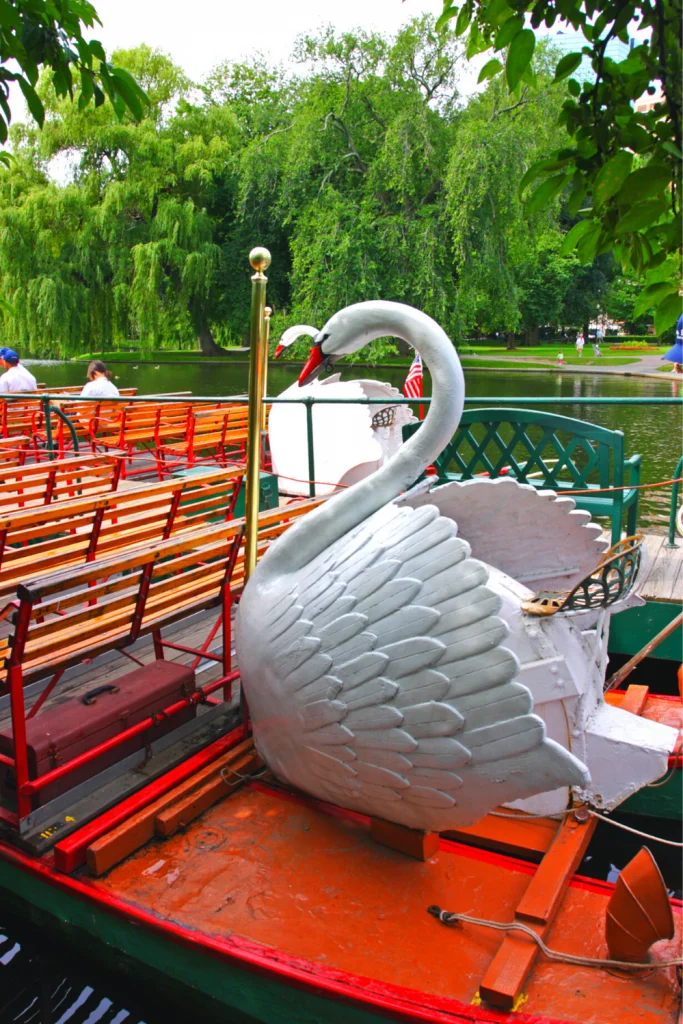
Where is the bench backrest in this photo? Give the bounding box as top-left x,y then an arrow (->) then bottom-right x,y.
0,466 -> 242,600
0,455 -> 121,515
0,437 -> 29,468
403,408 -> 625,490
4,496 -> 320,686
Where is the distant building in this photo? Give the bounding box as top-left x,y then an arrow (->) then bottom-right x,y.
635,83 -> 665,113
548,28 -> 632,82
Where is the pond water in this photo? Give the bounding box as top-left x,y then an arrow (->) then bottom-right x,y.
27,359 -> 683,529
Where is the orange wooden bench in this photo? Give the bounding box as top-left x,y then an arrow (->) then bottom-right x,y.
0,466 -> 243,603
158,403 -> 256,473
0,495 -> 320,826
0,454 -> 121,515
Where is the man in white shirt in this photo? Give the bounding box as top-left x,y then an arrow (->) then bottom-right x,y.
0,348 -> 38,392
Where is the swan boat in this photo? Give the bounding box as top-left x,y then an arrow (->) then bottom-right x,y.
0,296 -> 678,1022
269,324 -> 417,496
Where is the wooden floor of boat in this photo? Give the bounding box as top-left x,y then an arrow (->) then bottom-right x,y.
94,781 -> 682,1024
637,532 -> 683,602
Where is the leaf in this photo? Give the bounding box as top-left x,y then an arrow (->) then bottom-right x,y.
615,199 -> 668,234
455,4 -> 472,36
506,29 -> 535,91
654,292 -> 682,335
632,281 -> 678,319
494,14 -> 523,49
436,5 -> 459,32
616,164 -> 672,206
110,67 -> 149,120
566,179 -> 588,216
525,173 -> 568,214
559,219 -> 595,255
16,76 -> 44,127
554,52 -> 582,81
575,222 -> 602,263
592,150 -> 633,209
477,58 -> 503,83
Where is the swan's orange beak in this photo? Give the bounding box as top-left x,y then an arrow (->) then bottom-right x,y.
273,343 -> 285,359
298,343 -> 325,386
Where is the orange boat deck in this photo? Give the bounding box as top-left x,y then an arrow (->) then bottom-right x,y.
93,780 -> 682,1024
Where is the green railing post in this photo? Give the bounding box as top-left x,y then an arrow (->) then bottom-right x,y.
41,394 -> 54,460
48,404 -> 79,454
305,397 -> 315,498
665,455 -> 683,548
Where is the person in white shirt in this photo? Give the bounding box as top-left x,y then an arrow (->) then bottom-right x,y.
0,348 -> 37,392
80,360 -> 120,398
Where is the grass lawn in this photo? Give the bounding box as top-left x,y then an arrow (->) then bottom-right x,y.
461,354 -> 645,368
466,344 -> 668,357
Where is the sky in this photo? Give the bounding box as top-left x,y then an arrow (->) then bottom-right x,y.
91,0 -> 446,82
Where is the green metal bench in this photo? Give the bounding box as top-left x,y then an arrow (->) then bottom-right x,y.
403,408 -> 641,546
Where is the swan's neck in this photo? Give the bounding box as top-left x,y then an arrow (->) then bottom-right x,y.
256,304 -> 464,580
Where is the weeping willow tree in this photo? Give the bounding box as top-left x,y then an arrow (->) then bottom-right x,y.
0,46 -> 236,355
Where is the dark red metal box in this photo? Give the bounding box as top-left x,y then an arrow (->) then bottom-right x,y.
0,660 -> 197,808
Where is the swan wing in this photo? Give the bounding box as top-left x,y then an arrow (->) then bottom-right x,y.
400,477 -> 608,593
238,501 -> 589,831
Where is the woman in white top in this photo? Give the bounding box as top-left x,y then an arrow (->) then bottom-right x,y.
80,360 -> 120,398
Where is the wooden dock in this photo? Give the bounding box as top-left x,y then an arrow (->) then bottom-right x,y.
638,532 -> 683,603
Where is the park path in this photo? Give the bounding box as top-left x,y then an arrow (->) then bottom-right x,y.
463,351 -> 682,379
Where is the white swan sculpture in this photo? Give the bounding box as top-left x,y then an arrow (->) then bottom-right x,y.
269,325 -> 416,496
236,302 -> 675,831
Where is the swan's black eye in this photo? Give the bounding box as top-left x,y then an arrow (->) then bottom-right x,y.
318,333 -> 330,346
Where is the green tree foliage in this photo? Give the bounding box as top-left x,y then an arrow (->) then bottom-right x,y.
0,0 -> 149,151
436,0 -> 682,332
0,22 -> 660,357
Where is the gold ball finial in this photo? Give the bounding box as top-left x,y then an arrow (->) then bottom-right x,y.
249,246 -> 271,272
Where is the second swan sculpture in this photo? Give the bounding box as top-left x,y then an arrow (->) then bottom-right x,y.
236,301 -> 592,831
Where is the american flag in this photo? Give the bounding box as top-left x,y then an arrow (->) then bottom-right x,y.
403,353 -> 423,399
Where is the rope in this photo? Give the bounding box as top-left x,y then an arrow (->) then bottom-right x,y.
588,811 -> 683,847
489,806 -> 681,846
427,907 -> 683,970
557,477 -> 683,495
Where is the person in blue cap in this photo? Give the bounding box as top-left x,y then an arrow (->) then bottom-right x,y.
0,348 -> 37,392
662,313 -> 683,373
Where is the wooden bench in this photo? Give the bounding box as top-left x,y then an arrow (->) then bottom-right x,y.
158,404 -> 253,473
0,466 -> 244,603
0,495 -> 320,825
0,437 -> 29,468
403,408 -> 641,546
0,454 -> 121,515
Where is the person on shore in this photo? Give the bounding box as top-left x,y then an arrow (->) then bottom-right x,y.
0,348 -> 37,392
80,360 -> 120,398
662,313 -> 683,373
557,351 -> 564,365
575,333 -> 584,357
592,338 -> 603,357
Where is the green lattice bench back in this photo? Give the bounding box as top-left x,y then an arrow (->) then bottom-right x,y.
402,408 -> 641,545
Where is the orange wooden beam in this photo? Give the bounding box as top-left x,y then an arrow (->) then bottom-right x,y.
444,808 -> 559,863
479,812 -> 597,1011
370,818 -> 439,861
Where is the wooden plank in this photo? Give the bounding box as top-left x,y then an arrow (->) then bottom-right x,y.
637,533 -> 666,596
619,683 -> 650,716
85,738 -> 254,875
479,814 -> 597,1011
641,541 -> 683,601
154,750 -> 261,837
443,808 -> 559,863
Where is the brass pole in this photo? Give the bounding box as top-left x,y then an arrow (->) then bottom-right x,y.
244,246 -> 271,582
260,306 -> 272,434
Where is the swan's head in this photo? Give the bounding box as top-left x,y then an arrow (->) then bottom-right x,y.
298,301 -> 403,386
275,325 -> 318,359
